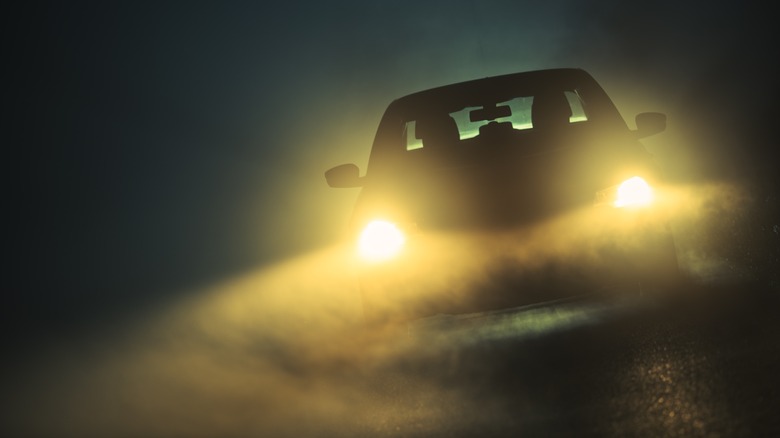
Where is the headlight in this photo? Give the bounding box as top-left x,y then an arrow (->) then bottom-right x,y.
358,220 -> 406,262
615,176 -> 653,207
595,176 -> 654,208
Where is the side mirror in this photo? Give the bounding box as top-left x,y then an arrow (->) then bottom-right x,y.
634,112 -> 666,138
325,163 -> 363,188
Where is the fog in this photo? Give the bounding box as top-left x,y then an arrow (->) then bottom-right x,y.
4,1 -> 778,437
3,179 -> 771,437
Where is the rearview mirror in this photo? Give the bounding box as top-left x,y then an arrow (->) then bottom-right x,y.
470,105 -> 512,122
325,163 -> 363,188
634,112 -> 666,138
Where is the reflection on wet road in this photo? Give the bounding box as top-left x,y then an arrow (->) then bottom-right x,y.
408,294 -> 639,346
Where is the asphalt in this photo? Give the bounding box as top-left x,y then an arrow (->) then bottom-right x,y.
347,283 -> 780,437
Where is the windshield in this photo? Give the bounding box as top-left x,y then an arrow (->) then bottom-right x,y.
404,91 -> 589,151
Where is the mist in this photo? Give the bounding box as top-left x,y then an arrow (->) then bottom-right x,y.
3,178 -> 772,437
4,1 -> 779,437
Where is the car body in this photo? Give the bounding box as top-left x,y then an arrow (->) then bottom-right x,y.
326,68 -> 679,326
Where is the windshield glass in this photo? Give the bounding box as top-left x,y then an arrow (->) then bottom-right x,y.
403,90 -> 589,152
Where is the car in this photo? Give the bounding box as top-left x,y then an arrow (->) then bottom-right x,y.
325,68 -> 680,327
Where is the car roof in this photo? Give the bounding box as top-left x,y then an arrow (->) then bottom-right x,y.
387,68 -> 610,117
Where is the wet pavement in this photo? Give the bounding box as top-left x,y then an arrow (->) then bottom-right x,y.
349,284 -> 780,437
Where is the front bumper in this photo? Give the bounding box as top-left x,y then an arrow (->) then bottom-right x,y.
355,206 -> 678,324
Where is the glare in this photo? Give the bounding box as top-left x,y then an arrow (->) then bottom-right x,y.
615,176 -> 653,208
358,220 -> 406,261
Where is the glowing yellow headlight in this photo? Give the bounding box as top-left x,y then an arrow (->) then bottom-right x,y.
595,176 -> 654,208
614,176 -> 653,207
358,220 -> 406,261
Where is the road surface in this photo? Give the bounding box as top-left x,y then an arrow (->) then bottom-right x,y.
348,284 -> 780,437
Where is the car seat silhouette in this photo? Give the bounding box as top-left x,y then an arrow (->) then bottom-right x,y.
531,91 -> 572,130
415,114 -> 460,150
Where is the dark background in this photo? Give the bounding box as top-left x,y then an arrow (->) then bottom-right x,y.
5,0 -> 779,348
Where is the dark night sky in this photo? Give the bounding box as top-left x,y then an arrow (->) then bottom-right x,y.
6,1 -> 779,333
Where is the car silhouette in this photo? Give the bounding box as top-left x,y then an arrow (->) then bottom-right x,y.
325,68 -> 679,326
